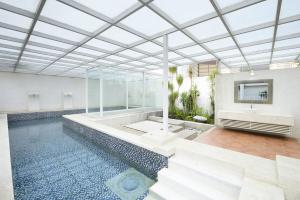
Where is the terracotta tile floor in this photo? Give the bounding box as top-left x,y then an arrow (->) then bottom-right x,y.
195,128 -> 300,160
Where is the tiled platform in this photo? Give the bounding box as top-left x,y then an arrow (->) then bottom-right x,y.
195,128 -> 300,160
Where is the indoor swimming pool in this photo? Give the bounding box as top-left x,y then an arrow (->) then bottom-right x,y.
8,118 -> 154,200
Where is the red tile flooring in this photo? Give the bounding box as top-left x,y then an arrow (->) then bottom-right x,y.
195,128 -> 300,160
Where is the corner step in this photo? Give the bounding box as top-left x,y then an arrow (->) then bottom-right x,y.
149,182 -> 189,200
157,168 -> 238,200
170,150 -> 244,188
239,177 -> 284,200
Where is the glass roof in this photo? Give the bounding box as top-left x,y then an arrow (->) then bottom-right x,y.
0,0 -> 299,77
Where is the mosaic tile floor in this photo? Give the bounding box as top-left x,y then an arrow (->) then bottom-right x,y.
9,118 -> 153,200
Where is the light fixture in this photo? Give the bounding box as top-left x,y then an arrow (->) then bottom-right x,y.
250,70 -> 255,76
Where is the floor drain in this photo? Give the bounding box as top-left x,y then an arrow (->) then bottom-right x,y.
121,176 -> 139,191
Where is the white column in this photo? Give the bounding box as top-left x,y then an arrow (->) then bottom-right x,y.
85,69 -> 88,113
99,68 -> 103,117
163,35 -> 169,134
142,72 -> 145,108
126,72 -> 129,110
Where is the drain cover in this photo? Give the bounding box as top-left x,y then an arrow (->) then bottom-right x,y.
121,176 -> 139,191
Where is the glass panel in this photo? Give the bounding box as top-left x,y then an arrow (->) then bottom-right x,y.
100,26 -> 142,45
119,49 -> 144,57
280,0 -> 300,19
29,35 -> 73,49
273,48 -> 300,56
235,27 -> 274,44
23,50 -> 57,59
34,21 -> 86,42
145,74 -> 162,107
121,7 -> 172,36
175,58 -> 191,64
0,0 -> 40,12
187,17 -> 227,41
204,37 -> 235,50
153,0 -> 215,24
106,55 -> 128,62
246,52 -> 271,60
74,47 -> 104,57
135,41 -> 162,53
215,0 -> 244,9
192,54 -> 215,61
0,38 -> 22,47
241,43 -> 272,53
0,9 -> 32,29
0,27 -> 27,39
225,0 -> 277,31
275,37 -> 300,48
0,47 -> 20,53
68,53 -> 93,60
87,68 -> 100,113
73,0 -> 138,19
41,0 -> 105,33
177,45 -> 206,55
272,55 -> 296,61
103,71 -> 126,111
215,49 -> 241,57
86,38 -> 120,51
128,61 -> 144,66
277,21 -> 300,37
167,31 -> 193,48
25,44 -> 64,54
128,72 -> 143,109
142,57 -> 161,63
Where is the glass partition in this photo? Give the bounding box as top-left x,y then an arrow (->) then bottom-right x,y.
145,74 -> 163,108
128,72 -> 143,109
87,68 -> 100,113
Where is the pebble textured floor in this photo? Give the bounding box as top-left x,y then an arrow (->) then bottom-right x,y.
9,118 -> 151,200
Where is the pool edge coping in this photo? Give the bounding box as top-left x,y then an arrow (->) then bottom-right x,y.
0,114 -> 14,200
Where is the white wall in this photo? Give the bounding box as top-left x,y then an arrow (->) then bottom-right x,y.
0,72 -> 85,112
215,68 -> 300,138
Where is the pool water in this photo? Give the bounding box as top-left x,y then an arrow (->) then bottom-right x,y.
9,118 -> 153,200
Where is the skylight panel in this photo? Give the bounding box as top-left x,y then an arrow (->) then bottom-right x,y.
225,0 -> 277,31
129,61 -> 144,66
246,52 -> 271,60
223,56 -> 244,63
0,47 -> 20,53
0,39 -> 22,47
275,37 -> 300,48
0,0 -> 40,12
153,0 -> 215,24
119,49 -> 144,58
272,55 -> 296,61
34,21 -> 86,42
192,54 -> 215,61
177,45 -> 206,55
142,57 -> 161,63
248,58 -> 270,65
67,53 -> 93,61
241,43 -> 272,53
277,21 -> 300,37
187,17 -> 228,41
215,0 -> 244,9
235,27 -> 274,45
135,42 -> 162,53
106,55 -> 128,62
0,9 -> 32,29
23,51 -> 57,59
29,35 -> 73,49
100,26 -> 142,45
74,47 -> 104,57
121,7 -> 172,36
204,37 -> 236,50
25,44 -> 63,54
280,0 -> 300,19
85,39 -> 120,51
158,52 -> 182,60
273,48 -> 300,57
167,31 -> 193,48
96,59 -> 114,65
41,0 -> 105,33
73,0 -> 138,19
0,27 -> 27,39
215,49 -> 241,57
145,65 -> 159,69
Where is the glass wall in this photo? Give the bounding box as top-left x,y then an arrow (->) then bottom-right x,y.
87,68 -> 100,113
86,68 -> 163,113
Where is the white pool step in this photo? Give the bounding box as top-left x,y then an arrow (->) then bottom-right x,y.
157,167 -> 238,200
276,155 -> 300,200
169,151 -> 244,189
148,181 -> 189,200
238,177 -> 284,200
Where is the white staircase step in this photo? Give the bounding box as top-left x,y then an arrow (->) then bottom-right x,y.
238,177 -> 284,200
157,168 -> 238,200
175,129 -> 198,139
149,181 -> 189,200
276,155 -> 300,200
144,193 -> 161,200
173,149 -> 244,188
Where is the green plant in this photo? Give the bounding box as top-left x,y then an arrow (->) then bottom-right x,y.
176,74 -> 183,91
169,66 -> 177,74
168,91 -> 178,116
188,65 -> 193,88
208,69 -> 218,124
168,81 -> 174,92
180,92 -> 188,114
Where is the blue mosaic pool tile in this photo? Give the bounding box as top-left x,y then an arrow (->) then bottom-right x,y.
9,118 -> 158,200
63,117 -> 169,179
